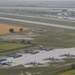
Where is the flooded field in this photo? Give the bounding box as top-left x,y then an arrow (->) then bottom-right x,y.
0,24 -> 30,34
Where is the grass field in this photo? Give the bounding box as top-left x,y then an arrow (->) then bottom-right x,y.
0,42 -> 31,51
0,20 -> 75,48
0,24 -> 30,34
58,70 -> 75,75
49,58 -> 75,67
33,26 -> 75,48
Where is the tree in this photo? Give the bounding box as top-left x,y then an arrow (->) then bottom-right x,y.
21,40 -> 25,44
20,28 -> 23,32
27,41 -> 31,44
9,28 -> 14,33
71,64 -> 75,70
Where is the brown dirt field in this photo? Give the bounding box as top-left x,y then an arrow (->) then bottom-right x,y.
0,24 -> 31,34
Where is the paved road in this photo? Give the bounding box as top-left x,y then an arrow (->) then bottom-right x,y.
0,17 -> 75,30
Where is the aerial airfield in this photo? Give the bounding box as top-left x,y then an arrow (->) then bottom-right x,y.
1,47 -> 75,68
1,8 -> 75,75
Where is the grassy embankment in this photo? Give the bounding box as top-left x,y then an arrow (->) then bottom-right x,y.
58,70 -> 75,75
0,42 -> 31,52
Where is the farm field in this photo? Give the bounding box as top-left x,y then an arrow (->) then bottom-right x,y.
58,70 -> 75,75
0,42 -> 31,52
0,24 -> 30,34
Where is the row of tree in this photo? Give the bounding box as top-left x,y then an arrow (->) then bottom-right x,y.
9,28 -> 23,33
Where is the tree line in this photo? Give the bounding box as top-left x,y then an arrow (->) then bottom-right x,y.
9,28 -> 23,33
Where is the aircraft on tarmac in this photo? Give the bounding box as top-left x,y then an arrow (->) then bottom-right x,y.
0,59 -> 7,62
25,50 -> 39,54
59,53 -> 75,57
25,61 -> 43,65
0,62 -> 11,66
43,57 -> 60,61
40,45 -> 54,51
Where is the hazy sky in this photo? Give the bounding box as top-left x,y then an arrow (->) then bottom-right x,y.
0,0 -> 75,5
0,0 -> 74,2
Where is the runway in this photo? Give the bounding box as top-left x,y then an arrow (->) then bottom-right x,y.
0,17 -> 75,30
0,12 -> 75,23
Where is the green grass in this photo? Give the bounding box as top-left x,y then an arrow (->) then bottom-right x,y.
58,70 -> 75,75
33,26 -> 75,48
0,42 -> 31,51
49,58 -> 75,67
